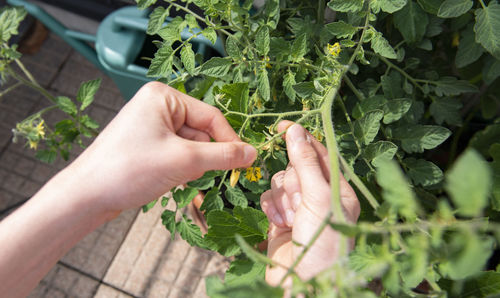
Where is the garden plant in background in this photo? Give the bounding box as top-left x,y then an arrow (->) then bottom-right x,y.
138,0 -> 500,296
0,6 -> 102,163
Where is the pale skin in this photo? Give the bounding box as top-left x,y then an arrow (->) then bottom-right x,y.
0,82 -> 360,297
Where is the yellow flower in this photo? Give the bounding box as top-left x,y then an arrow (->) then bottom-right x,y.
264,57 -> 271,68
36,120 -> 45,138
28,139 -> 38,150
230,169 -> 241,187
245,167 -> 262,182
327,42 -> 341,57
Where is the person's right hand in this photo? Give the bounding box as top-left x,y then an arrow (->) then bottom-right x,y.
260,122 -> 360,285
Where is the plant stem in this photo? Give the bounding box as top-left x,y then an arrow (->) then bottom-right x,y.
339,155 -> 380,210
317,0 -> 325,25
343,75 -> 365,100
0,81 -> 22,101
7,67 -> 56,103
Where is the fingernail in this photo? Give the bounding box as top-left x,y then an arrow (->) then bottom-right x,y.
243,145 -> 257,163
285,209 -> 295,226
273,212 -> 284,226
288,124 -> 308,150
292,193 -> 302,210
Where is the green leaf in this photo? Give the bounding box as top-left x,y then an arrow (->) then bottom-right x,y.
187,171 -> 218,190
461,271 -> 500,297
283,71 -> 296,103
456,25 -> 484,68
219,83 -> 250,113
469,124 -> 500,157
180,43 -> 196,75
205,207 -> 268,256
349,244 -> 394,278
173,187 -> 198,209
439,231 -> 494,280
400,235 -> 428,288
77,78 -> 101,111
35,149 -> 57,163
185,14 -> 199,30
433,76 -> 478,96
371,32 -> 397,59
417,0 -> 443,14
55,96 -> 77,116
437,0 -> 472,18
352,95 -> 387,119
293,81 -> 316,98
291,34 -> 307,61
142,199 -> 157,212
0,7 -> 27,42
226,36 -> 242,60
404,158 -> 443,186
224,259 -> 267,287
429,97 -> 462,126
147,6 -> 168,35
483,57 -> 500,84
394,0 -> 429,43
200,187 -> 224,212
147,45 -> 173,78
490,144 -> 500,211
135,0 -> 157,9
235,235 -> 273,265
381,71 -> 404,99
255,26 -> 270,56
161,209 -> 176,239
364,141 -> 398,167
80,115 -> 99,130
202,27 -> 217,44
354,110 -> 384,145
324,21 -> 358,38
474,2 -> 500,59
157,17 -> 184,43
224,183 -> 248,207
200,57 -> 232,78
394,125 -> 451,153
257,69 -> 270,101
383,98 -> 412,124
161,196 -> 169,207
176,214 -> 205,247
376,159 -> 418,220
445,149 -> 492,217
372,0 -> 408,13
328,0 -> 364,12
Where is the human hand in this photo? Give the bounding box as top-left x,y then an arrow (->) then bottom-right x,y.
260,121 -> 360,285
66,82 -> 256,214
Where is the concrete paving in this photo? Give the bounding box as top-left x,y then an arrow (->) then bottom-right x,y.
0,31 -> 227,297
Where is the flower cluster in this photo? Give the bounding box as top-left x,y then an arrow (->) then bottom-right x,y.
327,42 -> 341,57
12,118 -> 46,150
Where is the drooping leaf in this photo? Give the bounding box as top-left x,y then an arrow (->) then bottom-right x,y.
324,21 -> 358,38
77,78 -> 101,111
55,96 -> 77,116
147,45 -> 173,77
394,0 -> 429,43
202,27 -> 217,44
200,57 -> 232,78
161,209 -> 176,239
474,2 -> 500,60
437,0 -> 473,18
147,6 -> 169,34
200,187 -> 224,212
226,36 -> 242,60
291,34 -> 308,61
371,32 -> 397,59
157,17 -> 185,43
173,187 -> 198,209
328,0 -> 364,12
354,110 -> 384,145
445,149 -> 492,217
180,43 -> 196,75
404,158 -> 444,186
394,125 -> 451,153
283,70 -> 296,103
0,7 -> 27,42
257,69 -> 270,101
429,97 -> 462,126
255,26 -> 270,56
224,183 -> 248,207
176,214 -> 205,247
376,159 -> 418,220
187,171 -> 219,190
364,141 -> 398,167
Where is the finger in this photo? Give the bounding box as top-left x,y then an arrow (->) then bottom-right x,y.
271,171 -> 294,227
186,140 -> 257,171
260,190 -> 285,227
286,124 -> 328,192
340,178 -> 361,222
177,125 -> 211,142
282,166 -> 302,211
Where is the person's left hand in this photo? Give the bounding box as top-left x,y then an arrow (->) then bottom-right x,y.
65,81 -> 257,214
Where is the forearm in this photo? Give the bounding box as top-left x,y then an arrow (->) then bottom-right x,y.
0,167 -> 117,297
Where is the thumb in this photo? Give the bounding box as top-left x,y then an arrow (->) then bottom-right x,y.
192,141 -> 257,171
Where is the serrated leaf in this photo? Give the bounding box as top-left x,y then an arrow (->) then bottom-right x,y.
77,78 -> 101,111
461,271 -> 500,297
187,171 -> 218,190
224,183 -> 248,207
364,141 -> 398,167
283,71 -> 296,103
257,69 -> 270,101
474,2 -> 500,60
446,149 -> 491,217
136,0 -> 157,9
177,214 -> 205,247
352,95 -> 387,119
147,45 -> 173,77
161,209 -> 176,239
180,43 -> 195,75
157,17 -> 184,43
381,71 -> 404,99
291,34 -> 307,61
433,76 -> 478,96
200,187 -> 224,212
372,0 -> 408,13
328,0 -> 364,12
394,0 -> 429,44
371,32 -> 397,59
324,21 -> 358,38
354,110 -> 384,145
350,244 -> 394,278
255,26 -> 270,56
469,124 -> 500,157
173,187 -> 198,208
199,57 -> 232,78
456,25 -> 484,68
80,115 -> 99,130
417,0 -> 443,14
147,6 -> 168,35
219,82 -> 249,113
0,7 -> 27,42
35,149 -> 57,163
429,97 -> 462,126
202,27 -> 217,44
205,207 -> 268,256
437,0 -> 472,18
404,158 -> 443,186
224,259 -> 267,287
483,57 -> 500,84
383,98 -> 412,124
226,36 -> 242,59
142,199 -> 157,212
394,125 -> 451,153
400,235 -> 428,288
55,96 -> 77,116
185,14 -> 198,30
293,81 -> 316,98
376,159 -> 418,220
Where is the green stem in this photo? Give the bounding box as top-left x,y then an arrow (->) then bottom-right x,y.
14,58 -> 38,85
343,75 -> 365,100
0,81 -> 22,101
7,67 -> 56,103
478,0 -> 487,9
339,155 -> 380,209
317,0 -> 325,25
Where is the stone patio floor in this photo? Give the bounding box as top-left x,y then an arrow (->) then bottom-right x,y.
0,32 -> 228,297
